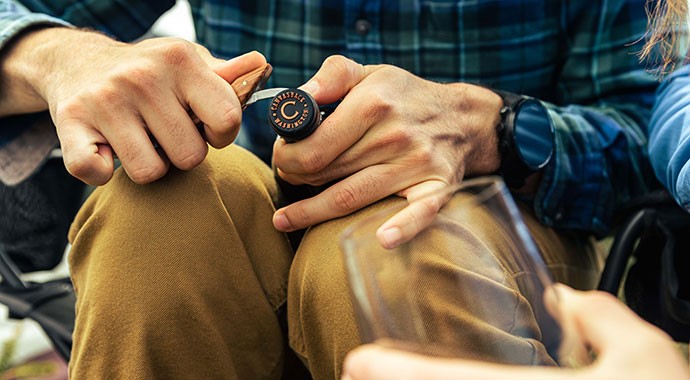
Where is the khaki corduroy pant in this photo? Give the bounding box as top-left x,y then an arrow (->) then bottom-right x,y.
67,144 -> 603,380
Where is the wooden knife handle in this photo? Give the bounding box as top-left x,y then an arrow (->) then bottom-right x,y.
232,63 -> 273,109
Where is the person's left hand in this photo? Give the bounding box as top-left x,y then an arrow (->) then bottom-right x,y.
271,55 -> 503,247
339,285 -> 690,380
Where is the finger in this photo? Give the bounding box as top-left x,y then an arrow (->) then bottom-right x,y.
56,121 -> 115,185
198,51 -> 267,147
271,92 -> 368,176
182,73 -> 241,148
552,285 -> 671,355
274,56 -> 378,174
273,164 -> 415,232
179,53 -> 264,149
375,180 -> 450,249
274,125 -> 402,186
96,113 -> 169,184
272,89 -> 380,176
142,97 -> 208,171
300,55 -> 371,104
396,180 -> 450,202
342,345 -> 587,380
291,108 -> 440,186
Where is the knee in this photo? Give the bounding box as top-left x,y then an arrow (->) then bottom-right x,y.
69,145 -> 276,240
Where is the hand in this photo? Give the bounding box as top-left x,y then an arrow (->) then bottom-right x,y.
1,27 -> 266,185
271,55 -> 503,247
341,285 -> 690,380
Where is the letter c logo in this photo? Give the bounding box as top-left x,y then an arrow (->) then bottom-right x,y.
280,101 -> 299,120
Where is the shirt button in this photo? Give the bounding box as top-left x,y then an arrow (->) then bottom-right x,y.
355,19 -> 372,36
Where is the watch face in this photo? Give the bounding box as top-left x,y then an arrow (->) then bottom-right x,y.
514,100 -> 555,170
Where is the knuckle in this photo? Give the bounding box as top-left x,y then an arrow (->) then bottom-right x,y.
55,99 -> 87,121
64,154 -> 95,181
408,142 -> 436,167
192,43 -> 212,58
171,144 -> 208,170
418,196 -> 442,218
303,170 -> 328,186
127,162 -> 167,184
332,185 -> 361,213
215,101 -> 242,131
361,91 -> 392,121
323,55 -> 353,71
287,205 -> 312,228
62,151 -> 112,185
90,84 -> 122,106
297,149 -> 327,173
377,64 -> 404,78
121,65 -> 159,93
277,171 -> 299,186
202,102 -> 241,147
322,55 -> 362,80
159,39 -> 196,66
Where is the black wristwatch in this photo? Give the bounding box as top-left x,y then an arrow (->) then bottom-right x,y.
492,90 -> 555,189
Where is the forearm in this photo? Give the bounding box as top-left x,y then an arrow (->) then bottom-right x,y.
648,65 -> 690,211
530,0 -> 660,236
0,26 -> 119,116
535,100 -> 658,236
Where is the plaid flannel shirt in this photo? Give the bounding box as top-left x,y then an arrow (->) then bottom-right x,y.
0,0 -> 660,236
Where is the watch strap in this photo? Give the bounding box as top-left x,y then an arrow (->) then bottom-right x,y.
490,89 -> 541,189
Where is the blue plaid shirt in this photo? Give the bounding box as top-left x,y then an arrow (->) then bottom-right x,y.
0,0 -> 660,236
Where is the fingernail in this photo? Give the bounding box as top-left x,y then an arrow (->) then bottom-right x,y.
273,212 -> 292,231
378,227 -> 402,249
300,80 -> 319,96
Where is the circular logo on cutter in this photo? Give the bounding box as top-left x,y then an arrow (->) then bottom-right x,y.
269,89 -> 319,141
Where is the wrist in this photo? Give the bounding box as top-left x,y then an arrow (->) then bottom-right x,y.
448,83 -> 503,177
0,27 -> 118,116
0,26 -> 54,115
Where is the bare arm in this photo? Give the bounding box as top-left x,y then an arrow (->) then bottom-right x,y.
0,27 -> 113,116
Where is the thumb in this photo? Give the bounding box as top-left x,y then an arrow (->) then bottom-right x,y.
552,284 -> 672,358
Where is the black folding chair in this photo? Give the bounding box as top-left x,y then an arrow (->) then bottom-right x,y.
0,152 -> 84,362
598,189 -> 690,341
0,243 -> 74,361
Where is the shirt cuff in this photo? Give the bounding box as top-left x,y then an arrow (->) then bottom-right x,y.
0,13 -> 72,52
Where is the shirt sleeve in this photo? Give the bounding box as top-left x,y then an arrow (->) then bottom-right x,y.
532,0 -> 660,237
648,65 -> 690,212
0,0 -> 71,51
10,0 -> 175,41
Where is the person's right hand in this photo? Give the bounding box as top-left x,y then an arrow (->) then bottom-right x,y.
342,285 -> 690,380
1,27 -> 266,185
